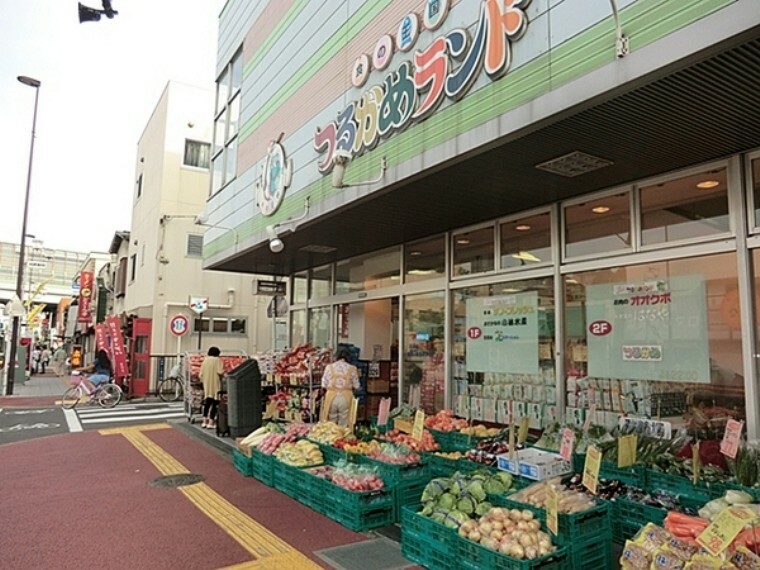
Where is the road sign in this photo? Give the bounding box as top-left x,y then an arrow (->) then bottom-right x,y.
189,296 -> 208,314
27,260 -> 47,269
169,314 -> 190,337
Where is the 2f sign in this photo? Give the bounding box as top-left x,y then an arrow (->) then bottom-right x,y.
589,321 -> 612,336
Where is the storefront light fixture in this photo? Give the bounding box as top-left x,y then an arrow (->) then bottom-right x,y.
409,250 -> 423,256
331,150 -> 387,189
591,206 -> 611,214
266,197 -> 311,254
515,224 -> 531,231
456,238 -> 470,245
696,180 -> 720,189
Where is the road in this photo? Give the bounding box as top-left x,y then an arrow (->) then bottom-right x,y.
0,401 -> 184,444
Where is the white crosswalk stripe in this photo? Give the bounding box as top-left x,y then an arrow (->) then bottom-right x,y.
76,402 -> 184,427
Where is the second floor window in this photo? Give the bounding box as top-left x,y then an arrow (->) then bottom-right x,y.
184,140 -> 211,169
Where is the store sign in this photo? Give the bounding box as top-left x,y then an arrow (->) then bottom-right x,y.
586,275 -> 711,383
465,292 -> 539,374
253,279 -> 287,296
77,271 -> 94,323
314,0 -> 531,173
94,324 -> 108,351
105,315 -> 129,379
257,141 -> 293,216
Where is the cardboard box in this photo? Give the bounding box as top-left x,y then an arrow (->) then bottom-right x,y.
235,438 -> 253,458
497,448 -> 572,481
367,379 -> 390,393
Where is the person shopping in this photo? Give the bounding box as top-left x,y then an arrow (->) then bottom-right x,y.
52,345 -> 67,377
199,346 -> 224,429
320,347 -> 360,427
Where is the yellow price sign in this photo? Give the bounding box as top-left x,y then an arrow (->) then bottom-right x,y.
697,507 -> 756,556
546,485 -> 559,536
618,434 -> 638,468
508,421 -> 516,460
412,409 -> 425,441
263,400 -> 277,420
518,416 -> 530,444
582,445 -> 602,495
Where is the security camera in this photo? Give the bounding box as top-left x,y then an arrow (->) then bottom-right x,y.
332,150 -> 351,188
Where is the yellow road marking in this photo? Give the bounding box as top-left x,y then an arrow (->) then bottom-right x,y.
101,424 -> 321,569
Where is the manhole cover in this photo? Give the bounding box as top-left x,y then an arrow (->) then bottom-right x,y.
149,473 -> 205,488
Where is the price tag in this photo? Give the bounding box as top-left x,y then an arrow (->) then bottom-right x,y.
720,419 -> 744,459
697,507 -> 756,556
508,421 -> 516,460
693,440 -> 701,485
263,400 -> 277,420
559,428 -> 575,461
582,445 -> 602,495
377,398 -> 391,427
518,416 -> 530,444
348,398 -> 359,430
546,485 -> 559,537
412,409 -> 425,441
618,434 -> 638,468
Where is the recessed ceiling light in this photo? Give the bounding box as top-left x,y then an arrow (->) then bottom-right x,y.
591,206 -> 610,214
515,224 -> 531,231
696,180 -> 720,189
409,250 -> 423,256
456,238 -> 470,245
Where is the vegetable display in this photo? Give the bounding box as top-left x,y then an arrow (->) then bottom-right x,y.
376,428 -> 440,451
509,478 -> 596,514
420,470 -> 514,519
458,507 -> 558,560
274,439 -> 323,467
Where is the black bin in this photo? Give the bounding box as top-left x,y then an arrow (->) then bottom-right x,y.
226,358 -> 262,437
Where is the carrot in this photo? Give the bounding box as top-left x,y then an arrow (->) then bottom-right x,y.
665,512 -> 708,526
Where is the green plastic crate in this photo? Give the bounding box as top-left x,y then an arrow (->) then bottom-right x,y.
402,528 -> 459,570
251,449 -> 275,486
393,476 -> 431,522
428,453 -> 462,477
232,448 -> 254,477
569,531 -> 613,570
598,461 -> 646,487
457,535 -> 570,570
400,505 -> 459,553
490,496 -> 611,546
430,429 -> 490,452
645,469 -> 723,503
358,454 -> 429,485
611,497 -> 667,544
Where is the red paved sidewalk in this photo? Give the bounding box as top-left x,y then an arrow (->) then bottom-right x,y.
0,425 -> 369,569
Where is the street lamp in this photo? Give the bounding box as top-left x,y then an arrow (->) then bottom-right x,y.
6,75 -> 41,395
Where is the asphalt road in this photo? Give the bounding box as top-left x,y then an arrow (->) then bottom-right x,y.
0,405 -> 67,444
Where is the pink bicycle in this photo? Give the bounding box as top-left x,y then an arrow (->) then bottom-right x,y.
61,373 -> 122,409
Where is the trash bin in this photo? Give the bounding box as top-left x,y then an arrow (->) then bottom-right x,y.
226,358 -> 263,438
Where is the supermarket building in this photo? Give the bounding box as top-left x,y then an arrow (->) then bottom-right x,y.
200,1 -> 760,438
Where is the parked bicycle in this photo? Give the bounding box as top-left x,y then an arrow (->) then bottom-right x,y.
61,372 -> 123,409
157,363 -> 184,402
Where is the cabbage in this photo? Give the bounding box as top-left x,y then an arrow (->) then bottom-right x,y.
451,478 -> 468,496
425,478 -> 451,498
476,501 -> 493,516
466,481 -> 486,502
421,503 -> 435,516
484,479 -> 505,495
457,493 -> 478,514
446,510 -> 471,528
430,509 -> 449,523
438,493 -> 456,510
495,471 -> 513,489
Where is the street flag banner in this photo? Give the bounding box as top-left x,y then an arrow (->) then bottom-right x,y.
94,324 -> 108,351
105,315 -> 129,379
77,271 -> 94,323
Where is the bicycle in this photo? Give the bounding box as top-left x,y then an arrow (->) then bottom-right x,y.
157,363 -> 184,402
61,373 -> 123,409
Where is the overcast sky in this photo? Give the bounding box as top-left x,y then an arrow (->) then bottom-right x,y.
1,0 -> 225,254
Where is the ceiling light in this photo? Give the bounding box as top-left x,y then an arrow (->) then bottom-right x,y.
408,269 -> 437,276
456,238 -> 470,245
535,151 -> 613,177
591,206 -> 610,214
515,224 -> 531,231
409,250 -> 423,256
696,180 -> 720,189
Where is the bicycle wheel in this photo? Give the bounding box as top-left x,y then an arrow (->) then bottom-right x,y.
98,384 -> 122,408
158,378 -> 183,402
61,387 -> 82,409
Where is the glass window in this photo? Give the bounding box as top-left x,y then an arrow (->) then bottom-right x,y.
753,157 -> 760,229
212,319 -> 227,333
311,265 -> 332,298
335,247 -> 400,294
211,155 -> 223,195
640,167 -> 729,246
292,271 -> 308,304
500,211 -> 552,269
405,235 -> 445,283
565,252 -> 744,433
564,192 -> 631,258
403,292 -> 445,414
214,111 -> 226,155
231,52 -> 242,93
225,145 -> 236,185
452,278 -> 556,426
291,309 -> 307,346
453,226 -> 495,277
194,318 -> 210,333
216,67 -> 229,115
184,140 -> 211,169
228,94 -> 240,141
230,318 -> 246,334
309,307 -> 332,348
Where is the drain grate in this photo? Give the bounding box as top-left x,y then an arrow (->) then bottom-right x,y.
149,473 -> 205,488
315,538 -> 413,570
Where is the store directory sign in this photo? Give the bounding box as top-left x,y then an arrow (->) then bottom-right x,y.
586,274 -> 710,383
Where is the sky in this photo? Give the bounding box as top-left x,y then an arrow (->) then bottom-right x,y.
1,0 -> 225,254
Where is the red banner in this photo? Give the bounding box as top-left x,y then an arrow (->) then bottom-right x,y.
94,324 -> 108,352
77,271 -> 94,323
105,315 -> 129,379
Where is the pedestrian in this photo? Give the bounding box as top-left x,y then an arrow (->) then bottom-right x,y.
52,345 -> 67,377
41,345 -> 51,374
30,346 -> 41,376
199,346 -> 224,429
320,347 -> 360,427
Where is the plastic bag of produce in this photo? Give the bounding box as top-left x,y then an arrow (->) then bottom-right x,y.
421,478 -> 451,502
456,493 -> 478,514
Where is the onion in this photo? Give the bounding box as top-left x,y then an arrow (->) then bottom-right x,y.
527,520 -> 540,532
518,533 -> 534,547
468,530 -> 481,543
490,529 -> 504,542
491,508 -> 507,522
509,509 -> 523,521
517,521 -> 530,531
479,521 -> 493,535
481,537 -> 499,551
525,546 -> 538,559
492,520 -> 504,532
458,526 -> 469,537
499,542 -> 513,555
509,544 -> 525,559
521,510 -> 534,521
